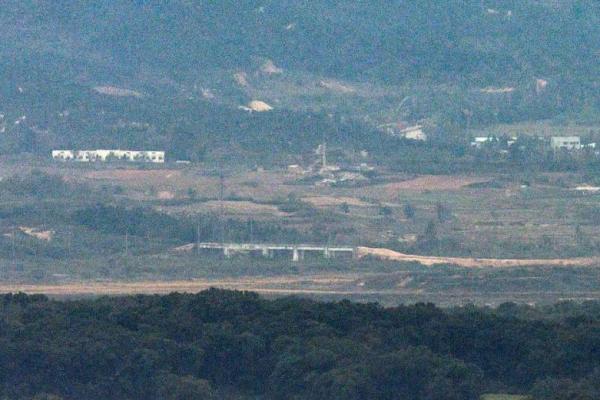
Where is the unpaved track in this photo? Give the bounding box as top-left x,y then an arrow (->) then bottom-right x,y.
0,275 -> 366,296
3,277 -> 600,301
1,249 -> 599,297
358,247 -> 600,267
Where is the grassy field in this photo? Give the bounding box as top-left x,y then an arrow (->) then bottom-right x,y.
8,159 -> 600,253
5,158 -> 600,260
2,158 -> 600,304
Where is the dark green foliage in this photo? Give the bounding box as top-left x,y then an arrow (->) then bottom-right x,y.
73,204 -> 188,238
1,292 -> 600,399
340,202 -> 350,214
72,204 -> 308,245
436,202 -> 452,223
421,220 -> 438,244
531,368 -> 600,400
0,170 -> 72,198
403,203 -> 416,220
4,0 -> 600,85
155,374 -> 217,400
378,205 -> 393,217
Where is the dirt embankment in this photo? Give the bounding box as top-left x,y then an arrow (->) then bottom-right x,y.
357,247 -> 600,268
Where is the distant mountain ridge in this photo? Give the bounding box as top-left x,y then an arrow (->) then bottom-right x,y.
5,1 -> 599,83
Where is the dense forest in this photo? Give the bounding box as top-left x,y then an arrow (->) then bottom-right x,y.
4,0 -> 599,84
0,290 -> 598,399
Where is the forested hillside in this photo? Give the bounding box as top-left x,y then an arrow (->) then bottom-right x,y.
4,0 -> 599,83
2,1 -> 600,162
1,291 -> 599,399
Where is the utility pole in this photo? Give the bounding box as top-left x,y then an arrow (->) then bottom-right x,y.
196,220 -> 200,256
66,227 -> 72,259
321,123 -> 328,171
11,226 -> 16,273
125,231 -> 129,257
219,171 -> 225,245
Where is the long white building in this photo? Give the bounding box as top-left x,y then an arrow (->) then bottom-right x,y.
52,150 -> 165,163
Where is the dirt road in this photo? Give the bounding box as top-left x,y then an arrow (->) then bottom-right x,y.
358,247 -> 600,267
0,275 -> 367,297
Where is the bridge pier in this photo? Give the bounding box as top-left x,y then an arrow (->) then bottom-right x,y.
262,248 -> 273,258
195,243 -> 355,261
292,248 -> 305,262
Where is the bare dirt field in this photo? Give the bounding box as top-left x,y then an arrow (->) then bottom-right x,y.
302,196 -> 372,207
359,247 -> 600,268
159,200 -> 289,218
0,274 -> 365,296
377,175 -> 491,194
4,272 -> 600,307
84,169 -> 183,182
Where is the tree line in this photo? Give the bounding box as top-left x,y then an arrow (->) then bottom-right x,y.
1,291 -> 600,399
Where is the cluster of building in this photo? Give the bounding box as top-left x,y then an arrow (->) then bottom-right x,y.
470,135 -> 596,152
548,136 -> 595,151
52,150 -> 165,163
287,144 -> 374,187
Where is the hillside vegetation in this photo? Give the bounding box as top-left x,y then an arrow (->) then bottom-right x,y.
2,1 -> 600,163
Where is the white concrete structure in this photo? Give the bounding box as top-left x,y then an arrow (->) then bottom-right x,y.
51,150 -> 75,161
52,150 -> 165,163
470,136 -> 498,148
550,136 -> 581,151
401,125 -> 428,141
195,242 -> 356,262
378,123 -> 428,141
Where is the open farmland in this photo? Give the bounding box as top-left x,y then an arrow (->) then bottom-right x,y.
2,158 -> 600,304
5,159 -> 600,260
3,260 -> 600,306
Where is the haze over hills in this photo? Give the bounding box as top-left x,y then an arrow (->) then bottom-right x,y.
2,1 -> 600,162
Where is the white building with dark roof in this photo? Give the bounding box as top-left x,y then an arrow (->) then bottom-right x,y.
52,150 -> 165,163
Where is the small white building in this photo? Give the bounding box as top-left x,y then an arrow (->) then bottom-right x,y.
52,149 -> 165,163
550,136 -> 581,151
51,150 -> 75,161
470,136 -> 497,148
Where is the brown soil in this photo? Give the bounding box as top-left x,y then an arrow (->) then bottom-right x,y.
0,274 -> 363,296
358,247 -> 600,268
303,196 -> 372,207
200,200 -> 287,216
19,227 -> 54,241
377,175 -> 490,193
85,169 -> 182,181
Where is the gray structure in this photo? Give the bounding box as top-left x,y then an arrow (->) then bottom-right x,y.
550,136 -> 581,150
196,242 -> 356,261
